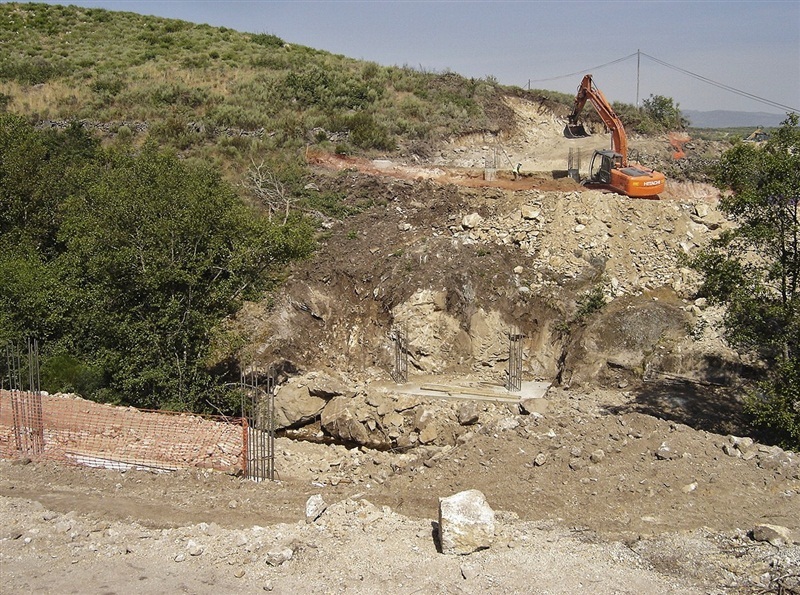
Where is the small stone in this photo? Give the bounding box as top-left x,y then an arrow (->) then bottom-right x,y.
461,564 -> 479,581
265,547 -> 294,566
753,524 -> 796,546
457,403 -> 479,426
234,532 -> 249,547
305,494 -> 328,523
461,213 -> 483,229
174,553 -> 186,563
533,453 -> 547,467
398,222 -> 412,231
589,449 -> 605,464
722,443 -> 741,458
655,443 -> 676,460
187,540 -> 204,556
520,206 -> 540,220
681,482 -> 698,493
233,568 -> 246,578
569,458 -> 587,471
694,203 -> 710,218
519,397 -> 548,415
419,424 -> 439,444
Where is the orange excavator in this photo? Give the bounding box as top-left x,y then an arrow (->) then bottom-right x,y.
565,74 -> 665,198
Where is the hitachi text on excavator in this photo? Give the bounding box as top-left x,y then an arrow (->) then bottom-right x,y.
564,74 -> 665,198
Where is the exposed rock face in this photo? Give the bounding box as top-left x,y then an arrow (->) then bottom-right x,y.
562,295 -> 692,387
468,309 -> 508,365
438,489 -> 495,555
391,289 -> 465,373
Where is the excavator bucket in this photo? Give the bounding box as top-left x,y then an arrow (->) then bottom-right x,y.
564,123 -> 590,139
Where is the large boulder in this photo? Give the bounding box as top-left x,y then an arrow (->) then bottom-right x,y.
562,293 -> 691,387
438,489 -> 495,555
321,396 -> 374,447
274,372 -> 354,429
273,383 -> 327,429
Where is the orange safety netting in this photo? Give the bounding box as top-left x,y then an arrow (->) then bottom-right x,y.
0,390 -> 245,473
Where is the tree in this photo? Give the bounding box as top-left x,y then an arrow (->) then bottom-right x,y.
243,159 -> 297,224
641,94 -> 686,131
54,144 -> 314,409
692,113 -> 800,448
0,117 -> 314,412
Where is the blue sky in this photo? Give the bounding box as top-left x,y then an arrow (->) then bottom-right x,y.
23,0 -> 800,114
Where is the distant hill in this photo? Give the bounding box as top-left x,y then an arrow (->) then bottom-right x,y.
684,109 -> 787,129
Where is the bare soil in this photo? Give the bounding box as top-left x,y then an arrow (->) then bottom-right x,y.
2,385 -> 798,594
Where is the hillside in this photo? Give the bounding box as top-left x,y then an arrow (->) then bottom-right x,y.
0,1 -> 521,170
3,4 -> 799,595
684,109 -> 787,129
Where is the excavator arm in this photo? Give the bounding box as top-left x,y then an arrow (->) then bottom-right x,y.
565,74 -> 628,165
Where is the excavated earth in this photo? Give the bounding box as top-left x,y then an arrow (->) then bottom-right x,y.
2,97 -> 799,594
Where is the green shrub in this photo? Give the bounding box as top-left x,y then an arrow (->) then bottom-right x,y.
41,352 -> 105,396
0,56 -> 68,84
91,75 -> 125,96
251,32 -> 284,47
575,284 -> 606,319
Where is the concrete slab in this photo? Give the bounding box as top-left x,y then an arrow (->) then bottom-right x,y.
390,377 -> 551,404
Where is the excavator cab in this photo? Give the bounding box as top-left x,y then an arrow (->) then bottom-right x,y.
589,150 -> 620,184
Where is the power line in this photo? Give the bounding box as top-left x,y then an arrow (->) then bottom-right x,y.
640,52 -> 799,113
527,52 -> 638,84
529,51 -> 798,113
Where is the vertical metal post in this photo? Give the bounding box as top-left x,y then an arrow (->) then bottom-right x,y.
506,326 -> 524,392
568,148 -> 581,183
636,49 -> 641,109
267,366 -> 275,481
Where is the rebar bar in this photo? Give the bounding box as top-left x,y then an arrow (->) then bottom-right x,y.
392,326 -> 408,384
240,366 -> 276,482
5,339 -> 44,455
506,326 -> 524,392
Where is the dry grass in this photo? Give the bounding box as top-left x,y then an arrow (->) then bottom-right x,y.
0,2 -> 516,168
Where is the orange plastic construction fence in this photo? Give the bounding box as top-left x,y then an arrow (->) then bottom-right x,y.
0,390 -> 245,473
